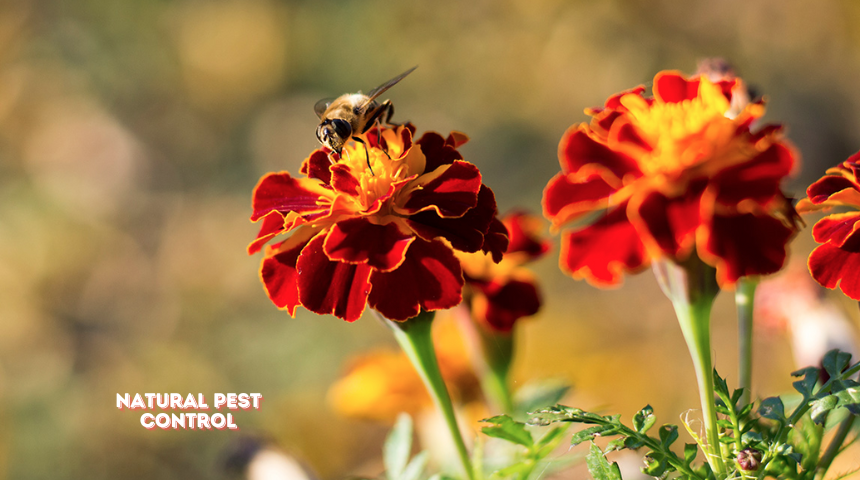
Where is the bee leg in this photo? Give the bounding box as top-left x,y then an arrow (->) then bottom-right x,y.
351,136 -> 374,176
374,118 -> 392,160
381,101 -> 396,125
327,151 -> 337,165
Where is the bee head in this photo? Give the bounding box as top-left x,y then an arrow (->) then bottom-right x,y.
316,118 -> 352,153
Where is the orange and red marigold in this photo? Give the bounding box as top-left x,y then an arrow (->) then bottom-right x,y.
249,124 -> 508,322
798,155 -> 860,300
457,212 -> 550,332
542,71 -> 799,287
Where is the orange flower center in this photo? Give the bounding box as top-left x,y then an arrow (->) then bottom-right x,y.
619,78 -> 760,177
338,130 -> 427,214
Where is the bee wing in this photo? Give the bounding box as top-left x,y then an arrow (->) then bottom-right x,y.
314,98 -> 335,118
360,66 -> 418,112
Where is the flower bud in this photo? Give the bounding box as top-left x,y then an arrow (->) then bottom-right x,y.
737,448 -> 762,471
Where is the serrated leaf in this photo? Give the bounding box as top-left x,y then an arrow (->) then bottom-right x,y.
623,436 -> 646,450
759,397 -> 786,421
526,405 -> 584,426
823,350 -> 852,377
739,404 -> 754,417
515,381 -> 572,415
714,370 -> 729,397
642,452 -> 668,477
633,405 -> 656,433
658,425 -> 679,447
400,452 -> 428,480
810,387 -> 860,423
791,367 -> 819,398
571,425 -> 614,447
385,414 -> 413,480
741,430 -> 763,444
717,419 -> 734,429
586,443 -> 622,480
684,444 -> 698,464
731,389 -> 744,406
810,395 -> 839,424
605,438 -> 626,452
481,415 -> 533,447
718,436 -> 735,445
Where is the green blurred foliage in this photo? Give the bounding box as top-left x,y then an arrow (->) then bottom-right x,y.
2,0 -> 860,478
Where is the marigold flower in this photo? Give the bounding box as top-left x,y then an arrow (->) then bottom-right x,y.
798,155 -> 860,300
457,212 -> 550,332
542,71 -> 799,287
249,124 -> 507,322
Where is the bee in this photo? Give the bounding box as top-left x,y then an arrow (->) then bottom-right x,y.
315,66 -> 417,173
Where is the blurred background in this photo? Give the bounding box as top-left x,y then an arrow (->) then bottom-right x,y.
2,0 -> 860,478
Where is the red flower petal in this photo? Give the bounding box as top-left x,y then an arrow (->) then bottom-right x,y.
299,149 -> 333,184
654,71 -> 701,103
401,160 -> 482,217
809,238 -> 860,300
504,212 -> 550,259
324,217 -> 415,271
559,207 -> 648,286
806,175 -> 858,205
260,228 -> 318,315
477,278 -> 541,332
416,131 -> 464,173
296,233 -> 373,322
405,185 -> 499,255
712,143 -> 796,206
542,172 -> 614,226
811,212 -> 860,247
630,187 -> 703,258
248,211 -> 285,255
251,172 -> 331,221
700,212 -> 794,286
368,239 -> 464,321
558,127 -> 641,181
445,131 -> 469,149
482,217 -> 509,264
330,163 -> 361,196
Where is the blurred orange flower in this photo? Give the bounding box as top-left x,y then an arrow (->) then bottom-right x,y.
457,212 -> 550,332
543,71 -> 799,287
327,314 -> 479,421
798,156 -> 860,299
249,125 -> 507,322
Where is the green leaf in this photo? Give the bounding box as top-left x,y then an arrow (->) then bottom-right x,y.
633,405 -> 656,433
385,413 -> 413,480
759,397 -> 786,421
526,405 -> 583,426
571,425 -> 615,447
683,444 -> 698,464
642,452 -> 668,477
586,443 -> 623,480
810,386 -> 860,423
481,415 -> 534,447
791,367 -> 819,398
731,388 -> 744,406
823,349 -> 852,377
515,381 -> 571,415
658,424 -> 679,447
714,370 -> 729,397
400,452 -> 428,480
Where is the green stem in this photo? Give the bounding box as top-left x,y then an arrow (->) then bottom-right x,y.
815,415 -> 856,480
453,304 -> 514,414
385,311 -> 475,480
477,329 -> 515,415
736,278 -> 758,406
654,258 -> 726,478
